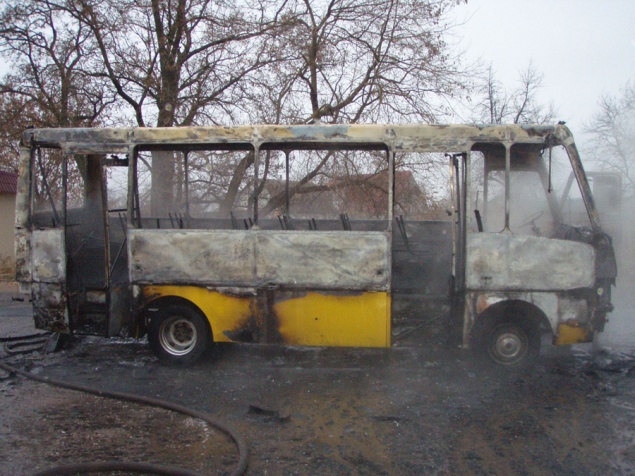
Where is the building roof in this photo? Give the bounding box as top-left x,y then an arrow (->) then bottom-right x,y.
0,171 -> 17,194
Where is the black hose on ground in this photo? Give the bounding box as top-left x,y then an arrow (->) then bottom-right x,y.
0,332 -> 51,342
0,332 -> 51,355
31,462 -> 204,476
0,360 -> 249,476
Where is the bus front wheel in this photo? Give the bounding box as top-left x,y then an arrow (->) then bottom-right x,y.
148,303 -> 212,366
473,318 -> 540,369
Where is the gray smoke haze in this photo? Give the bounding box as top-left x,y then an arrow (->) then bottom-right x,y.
597,196 -> 635,351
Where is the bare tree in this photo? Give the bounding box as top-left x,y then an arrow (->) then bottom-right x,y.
0,0 -> 114,137
585,82 -> 635,196
0,94 -> 38,172
239,0 -> 470,214
0,0 -> 117,205
58,0 -> 288,128
51,0 -> 290,214
473,62 -> 556,125
0,0 -> 113,127
244,0 -> 469,125
0,0 -> 471,217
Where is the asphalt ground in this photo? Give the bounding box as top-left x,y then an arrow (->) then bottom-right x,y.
1,283 -> 635,475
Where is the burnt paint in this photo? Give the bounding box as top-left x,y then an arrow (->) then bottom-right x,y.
222,288 -> 373,345
468,288 -> 595,339
32,307 -> 68,333
224,287 -> 286,344
23,124 -> 567,158
31,284 -> 69,333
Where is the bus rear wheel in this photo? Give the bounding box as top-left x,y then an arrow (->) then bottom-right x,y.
148,303 -> 211,366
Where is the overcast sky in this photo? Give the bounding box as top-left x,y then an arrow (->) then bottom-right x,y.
1,0 -> 632,144
451,0 -> 635,145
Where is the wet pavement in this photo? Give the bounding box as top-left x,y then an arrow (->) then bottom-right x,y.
0,286 -> 37,338
1,290 -> 635,475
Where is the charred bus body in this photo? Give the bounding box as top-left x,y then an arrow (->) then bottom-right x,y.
15,124 -> 617,367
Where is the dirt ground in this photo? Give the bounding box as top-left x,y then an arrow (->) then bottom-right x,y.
1,290 -> 635,475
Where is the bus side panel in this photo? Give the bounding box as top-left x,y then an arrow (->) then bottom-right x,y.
274,291 -> 391,348
132,229 -> 391,347
30,228 -> 69,333
15,147 -> 32,292
139,286 -> 391,348
15,230 -> 31,289
254,232 -> 390,291
466,233 -> 595,291
129,229 -> 390,290
129,229 -> 255,286
140,285 -> 252,343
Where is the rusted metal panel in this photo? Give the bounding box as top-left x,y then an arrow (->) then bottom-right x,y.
23,127 -> 130,155
15,147 -> 32,288
15,230 -> 31,286
129,229 -> 390,291
466,233 -> 595,292
129,229 -> 256,285
557,296 -> 590,324
470,292 -> 558,330
108,285 -> 131,337
31,282 -> 69,333
254,231 -> 390,290
31,229 -> 66,283
14,148 -> 31,230
28,228 -> 69,332
467,290 -> 590,335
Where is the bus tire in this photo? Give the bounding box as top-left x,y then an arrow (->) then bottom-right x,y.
473,318 -> 540,369
148,303 -> 212,366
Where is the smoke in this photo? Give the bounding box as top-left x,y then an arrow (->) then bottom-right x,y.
596,195 -> 635,351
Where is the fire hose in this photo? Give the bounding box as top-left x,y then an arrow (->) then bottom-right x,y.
0,336 -> 249,476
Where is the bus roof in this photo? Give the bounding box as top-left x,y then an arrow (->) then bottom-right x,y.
22,123 -> 574,155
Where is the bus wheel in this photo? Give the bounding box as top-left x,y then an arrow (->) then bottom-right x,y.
474,319 -> 540,369
148,304 -> 211,366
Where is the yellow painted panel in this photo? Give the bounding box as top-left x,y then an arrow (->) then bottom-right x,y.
554,323 -> 593,345
142,285 -> 251,343
274,292 -> 391,348
141,286 -> 392,348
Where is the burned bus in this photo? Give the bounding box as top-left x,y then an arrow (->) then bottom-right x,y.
15,124 -> 617,367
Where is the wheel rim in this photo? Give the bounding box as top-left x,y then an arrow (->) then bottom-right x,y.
159,316 -> 198,356
489,328 -> 528,365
